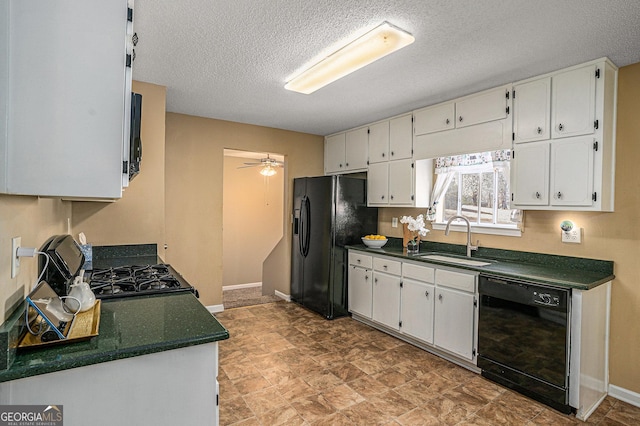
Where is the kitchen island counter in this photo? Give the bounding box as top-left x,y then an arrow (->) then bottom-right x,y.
0,292 -> 228,383
348,240 -> 614,290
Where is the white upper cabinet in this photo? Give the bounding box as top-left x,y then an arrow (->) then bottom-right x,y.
1,0 -> 133,198
388,159 -> 414,205
368,121 -> 390,164
552,64 -> 597,139
367,162 -> 389,205
455,86 -> 509,128
414,85 -> 509,136
389,114 -> 413,160
324,128 -> 368,174
512,141 -> 550,206
513,77 -> 551,143
414,102 -> 455,136
550,136 -> 595,207
511,58 -> 617,211
324,133 -> 346,174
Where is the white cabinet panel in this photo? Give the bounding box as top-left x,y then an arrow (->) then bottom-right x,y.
389,114 -> 413,160
367,162 -> 389,205
373,257 -> 402,276
552,64 -> 597,139
455,86 -> 508,128
368,121 -> 389,164
348,265 -> 372,319
401,279 -> 435,344
414,102 -> 455,135
389,159 -> 414,205
324,133 -> 346,174
512,141 -> 550,206
372,272 -> 401,330
345,127 -> 369,170
513,77 -> 551,143
3,0 -> 132,198
551,136 -> 595,206
434,287 -> 475,361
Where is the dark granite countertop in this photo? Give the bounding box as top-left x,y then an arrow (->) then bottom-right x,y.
348,240 -> 614,290
0,293 -> 229,383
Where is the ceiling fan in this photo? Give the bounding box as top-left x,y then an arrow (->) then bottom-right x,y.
238,154 -> 284,176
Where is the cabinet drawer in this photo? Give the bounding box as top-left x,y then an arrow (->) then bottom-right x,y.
435,269 -> 476,293
402,262 -> 435,283
373,257 -> 402,275
349,252 -> 372,269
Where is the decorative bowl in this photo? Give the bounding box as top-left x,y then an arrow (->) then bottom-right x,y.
361,237 -> 388,248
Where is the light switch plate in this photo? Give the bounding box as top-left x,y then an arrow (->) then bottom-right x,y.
562,228 -> 581,243
11,237 -> 21,278
391,217 -> 398,228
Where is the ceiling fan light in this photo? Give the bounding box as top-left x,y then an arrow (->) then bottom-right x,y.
285,21 -> 414,95
260,165 -> 277,176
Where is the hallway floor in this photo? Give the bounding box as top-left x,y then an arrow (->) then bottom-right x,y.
215,302 -> 639,425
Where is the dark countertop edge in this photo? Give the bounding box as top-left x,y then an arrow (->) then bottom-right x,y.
0,331 -> 230,383
347,244 -> 615,291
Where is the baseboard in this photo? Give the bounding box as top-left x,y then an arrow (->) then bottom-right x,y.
222,282 -> 261,291
274,290 -> 291,302
207,304 -> 225,314
609,384 -> 640,408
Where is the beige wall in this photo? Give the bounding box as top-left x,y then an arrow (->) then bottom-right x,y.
165,113 -> 323,307
379,62 -> 640,394
0,196 -> 71,322
71,81 -> 167,252
222,155 -> 284,286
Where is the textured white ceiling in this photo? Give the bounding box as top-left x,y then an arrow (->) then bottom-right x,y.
133,0 -> 640,136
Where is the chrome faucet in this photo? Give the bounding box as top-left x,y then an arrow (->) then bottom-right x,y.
444,215 -> 478,258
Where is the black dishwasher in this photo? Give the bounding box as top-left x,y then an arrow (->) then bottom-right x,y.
477,274 -> 571,414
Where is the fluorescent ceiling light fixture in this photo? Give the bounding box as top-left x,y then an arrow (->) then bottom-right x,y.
285,21 -> 414,94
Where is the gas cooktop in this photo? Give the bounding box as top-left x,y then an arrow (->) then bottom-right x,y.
89,264 -> 197,299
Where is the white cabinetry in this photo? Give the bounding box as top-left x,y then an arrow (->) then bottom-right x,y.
1,0 -> 133,199
324,127 -> 368,174
511,59 -> 617,211
413,85 -> 512,159
389,114 -> 413,160
348,250 -> 478,368
401,263 -> 435,343
368,121 -> 390,164
372,257 -> 402,331
367,159 -> 415,206
433,269 -> 477,361
513,77 -> 551,143
348,252 -> 373,319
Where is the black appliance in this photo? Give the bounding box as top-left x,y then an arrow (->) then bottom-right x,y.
89,264 -> 197,299
128,92 -> 143,181
291,175 -> 378,319
39,235 -> 85,296
477,274 -> 571,414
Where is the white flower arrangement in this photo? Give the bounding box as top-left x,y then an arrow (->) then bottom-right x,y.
400,214 -> 430,245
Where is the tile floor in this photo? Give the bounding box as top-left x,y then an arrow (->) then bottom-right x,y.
215,301 -> 639,425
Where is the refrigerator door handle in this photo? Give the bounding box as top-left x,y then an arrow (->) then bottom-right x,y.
301,196 -> 311,257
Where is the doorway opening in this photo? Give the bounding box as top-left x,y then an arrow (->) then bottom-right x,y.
222,149 -> 285,309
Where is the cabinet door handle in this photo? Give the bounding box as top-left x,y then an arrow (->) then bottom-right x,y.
382,153 -> 385,158
381,195 -> 385,200
537,126 -> 543,134
345,162 -> 349,167
459,116 -> 463,123
357,259 -> 361,263
556,191 -> 562,199
374,278 -> 378,283
390,195 -> 394,200
425,290 -> 429,298
438,294 -> 443,301
535,191 -> 541,199
365,275 -> 369,280
445,118 -> 450,125
383,265 -> 388,270
558,123 -> 564,131
390,151 -> 394,157
339,163 -> 343,168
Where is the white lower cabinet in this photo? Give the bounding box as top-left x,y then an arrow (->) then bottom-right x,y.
348,252 -> 373,319
372,257 -> 402,330
401,278 -> 435,343
348,250 -> 478,367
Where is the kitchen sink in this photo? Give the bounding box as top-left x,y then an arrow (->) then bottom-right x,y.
420,254 -> 492,267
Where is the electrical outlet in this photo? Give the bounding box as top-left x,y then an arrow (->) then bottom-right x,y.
562,228 -> 581,244
391,217 -> 398,228
11,237 -> 21,278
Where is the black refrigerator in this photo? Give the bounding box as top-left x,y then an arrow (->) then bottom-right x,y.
291,175 -> 378,319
